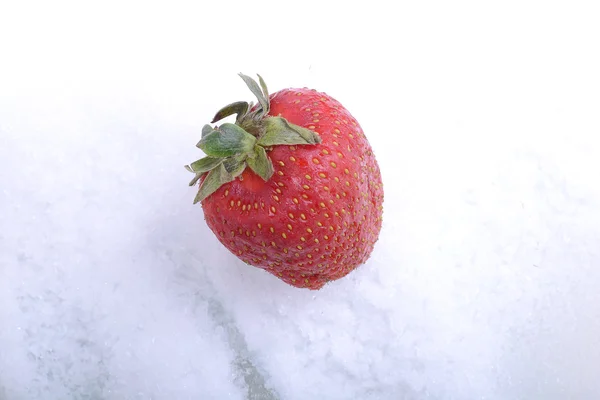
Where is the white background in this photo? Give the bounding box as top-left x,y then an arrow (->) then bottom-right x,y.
1,1 -> 600,399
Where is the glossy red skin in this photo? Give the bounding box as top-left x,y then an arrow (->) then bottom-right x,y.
201,88 -> 384,289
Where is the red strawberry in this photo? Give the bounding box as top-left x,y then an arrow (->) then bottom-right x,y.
186,74 -> 383,290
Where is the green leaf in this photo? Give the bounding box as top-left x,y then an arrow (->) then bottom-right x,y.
185,156 -> 224,174
257,117 -> 322,147
258,74 -> 269,101
228,160 -> 247,179
197,123 -> 257,157
211,101 -> 249,123
239,73 -> 269,117
247,145 -> 274,181
198,125 -> 218,148
222,153 -> 246,173
194,164 -> 235,204
188,172 -> 204,187
201,124 -> 214,138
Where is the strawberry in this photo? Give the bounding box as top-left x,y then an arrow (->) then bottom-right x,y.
186,74 -> 383,290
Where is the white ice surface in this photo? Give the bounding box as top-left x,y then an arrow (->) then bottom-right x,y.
1,1 -> 600,399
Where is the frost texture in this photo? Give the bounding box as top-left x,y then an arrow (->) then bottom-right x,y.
2,2 -> 600,399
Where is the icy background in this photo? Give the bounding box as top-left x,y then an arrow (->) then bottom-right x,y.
1,1 -> 600,399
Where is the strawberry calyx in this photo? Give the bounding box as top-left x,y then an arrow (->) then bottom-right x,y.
185,73 -> 322,203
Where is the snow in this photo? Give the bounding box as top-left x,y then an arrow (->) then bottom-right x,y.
1,1 -> 600,399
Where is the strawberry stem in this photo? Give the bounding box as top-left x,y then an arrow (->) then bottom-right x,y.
185,73 -> 322,203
